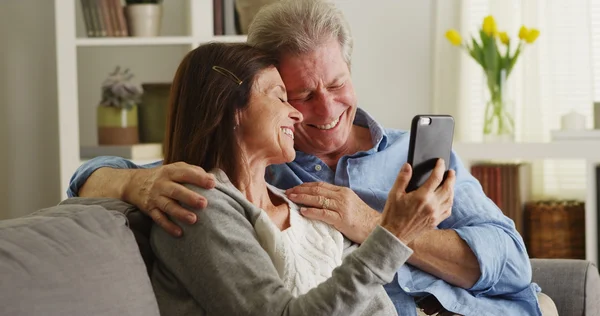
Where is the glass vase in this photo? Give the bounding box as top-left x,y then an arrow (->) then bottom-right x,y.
483,82 -> 515,143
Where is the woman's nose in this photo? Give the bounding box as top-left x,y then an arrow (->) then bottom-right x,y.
290,107 -> 303,123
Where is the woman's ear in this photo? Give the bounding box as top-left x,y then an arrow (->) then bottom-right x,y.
234,111 -> 242,130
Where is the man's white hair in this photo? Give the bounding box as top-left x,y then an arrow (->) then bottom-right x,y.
246,0 -> 354,67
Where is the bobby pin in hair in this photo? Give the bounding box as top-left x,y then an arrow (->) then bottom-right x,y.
212,66 -> 243,85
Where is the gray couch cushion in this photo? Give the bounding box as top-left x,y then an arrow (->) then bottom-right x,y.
532,258 -> 600,316
0,204 -> 160,316
59,197 -> 155,276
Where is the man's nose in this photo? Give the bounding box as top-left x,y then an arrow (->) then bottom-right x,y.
312,91 -> 336,117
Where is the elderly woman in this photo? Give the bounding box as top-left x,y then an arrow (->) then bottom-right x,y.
149,42 -> 455,316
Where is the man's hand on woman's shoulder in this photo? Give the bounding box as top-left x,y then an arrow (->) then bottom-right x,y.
123,162 -> 216,237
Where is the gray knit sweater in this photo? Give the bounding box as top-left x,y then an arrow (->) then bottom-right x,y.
150,169 -> 413,316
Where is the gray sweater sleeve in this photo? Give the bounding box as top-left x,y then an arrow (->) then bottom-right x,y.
150,183 -> 413,316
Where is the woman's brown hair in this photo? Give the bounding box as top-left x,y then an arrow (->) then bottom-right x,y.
163,43 -> 278,187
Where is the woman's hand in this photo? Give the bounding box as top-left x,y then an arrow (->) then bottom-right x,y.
285,182 -> 381,244
381,159 -> 456,245
123,162 -> 216,237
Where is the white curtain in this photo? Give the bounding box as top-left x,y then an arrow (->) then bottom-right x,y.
433,0 -> 595,199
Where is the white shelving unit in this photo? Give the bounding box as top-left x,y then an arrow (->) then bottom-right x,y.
54,0 -> 246,199
454,141 -> 600,265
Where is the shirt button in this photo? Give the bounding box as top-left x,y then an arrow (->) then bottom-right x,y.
315,164 -> 322,171
403,286 -> 411,292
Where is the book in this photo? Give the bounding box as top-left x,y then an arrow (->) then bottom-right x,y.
213,0 -> 224,35
471,162 -> 531,235
80,0 -> 95,37
91,0 -> 107,37
81,143 -> 163,160
113,0 -> 129,37
98,0 -> 114,36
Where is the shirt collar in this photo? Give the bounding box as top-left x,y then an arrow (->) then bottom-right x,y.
353,107 -> 389,152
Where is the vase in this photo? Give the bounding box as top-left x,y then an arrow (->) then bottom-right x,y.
139,83 -> 170,143
483,72 -> 515,142
124,4 -> 162,37
97,105 -> 139,145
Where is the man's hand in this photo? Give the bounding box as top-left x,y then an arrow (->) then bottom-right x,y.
285,182 -> 381,244
380,160 -> 455,245
122,162 -> 216,237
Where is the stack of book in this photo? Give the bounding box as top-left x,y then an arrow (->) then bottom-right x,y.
80,0 -> 129,37
470,163 -> 531,235
213,0 -> 242,35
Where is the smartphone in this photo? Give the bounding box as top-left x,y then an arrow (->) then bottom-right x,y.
406,115 -> 455,192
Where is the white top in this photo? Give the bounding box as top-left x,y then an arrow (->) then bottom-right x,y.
253,185 -> 346,296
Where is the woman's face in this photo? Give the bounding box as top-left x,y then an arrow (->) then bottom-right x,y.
237,66 -> 303,165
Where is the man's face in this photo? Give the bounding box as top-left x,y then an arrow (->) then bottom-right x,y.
278,38 -> 357,157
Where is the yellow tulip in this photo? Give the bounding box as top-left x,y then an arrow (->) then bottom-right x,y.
499,31 -> 509,45
525,28 -> 540,43
482,15 -> 497,36
519,26 -> 529,40
445,29 -> 462,46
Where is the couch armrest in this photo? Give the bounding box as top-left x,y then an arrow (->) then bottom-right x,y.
531,258 -> 600,316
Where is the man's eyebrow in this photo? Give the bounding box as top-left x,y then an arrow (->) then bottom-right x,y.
327,74 -> 347,85
287,73 -> 348,95
288,87 -> 312,95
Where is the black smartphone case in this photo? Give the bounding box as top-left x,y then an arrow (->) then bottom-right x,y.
406,115 -> 455,192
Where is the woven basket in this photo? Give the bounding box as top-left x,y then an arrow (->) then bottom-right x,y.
524,200 -> 585,259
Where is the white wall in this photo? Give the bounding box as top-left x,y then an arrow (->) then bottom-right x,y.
336,0 -> 434,130
0,0 -> 60,219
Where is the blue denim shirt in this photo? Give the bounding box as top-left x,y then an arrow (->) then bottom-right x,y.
68,108 -> 541,316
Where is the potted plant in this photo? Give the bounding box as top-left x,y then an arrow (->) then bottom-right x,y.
124,0 -> 163,37
97,66 -> 143,145
445,16 -> 540,142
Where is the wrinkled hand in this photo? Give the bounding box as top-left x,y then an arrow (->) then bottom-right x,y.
381,159 -> 456,245
285,182 -> 381,244
124,162 -> 216,237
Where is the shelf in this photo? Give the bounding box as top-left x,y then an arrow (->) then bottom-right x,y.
76,36 -> 195,47
453,141 -> 600,161
207,35 -> 248,43
79,158 -> 161,167
75,35 -> 248,47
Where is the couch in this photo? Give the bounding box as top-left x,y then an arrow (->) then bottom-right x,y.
0,197 -> 599,316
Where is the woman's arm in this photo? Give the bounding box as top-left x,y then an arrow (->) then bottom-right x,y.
150,184 -> 413,316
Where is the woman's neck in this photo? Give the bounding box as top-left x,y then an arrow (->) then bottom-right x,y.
236,160 -> 290,230
237,164 -> 273,209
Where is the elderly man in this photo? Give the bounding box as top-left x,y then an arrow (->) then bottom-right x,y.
69,1 -> 554,315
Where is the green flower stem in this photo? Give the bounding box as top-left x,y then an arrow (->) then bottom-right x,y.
483,87 -> 514,136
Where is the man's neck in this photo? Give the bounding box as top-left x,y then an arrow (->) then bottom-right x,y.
318,125 -> 373,171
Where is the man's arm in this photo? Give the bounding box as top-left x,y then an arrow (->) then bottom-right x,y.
407,153 -> 531,294
69,156 -> 216,237
68,156 -> 157,198
407,229 -> 480,289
